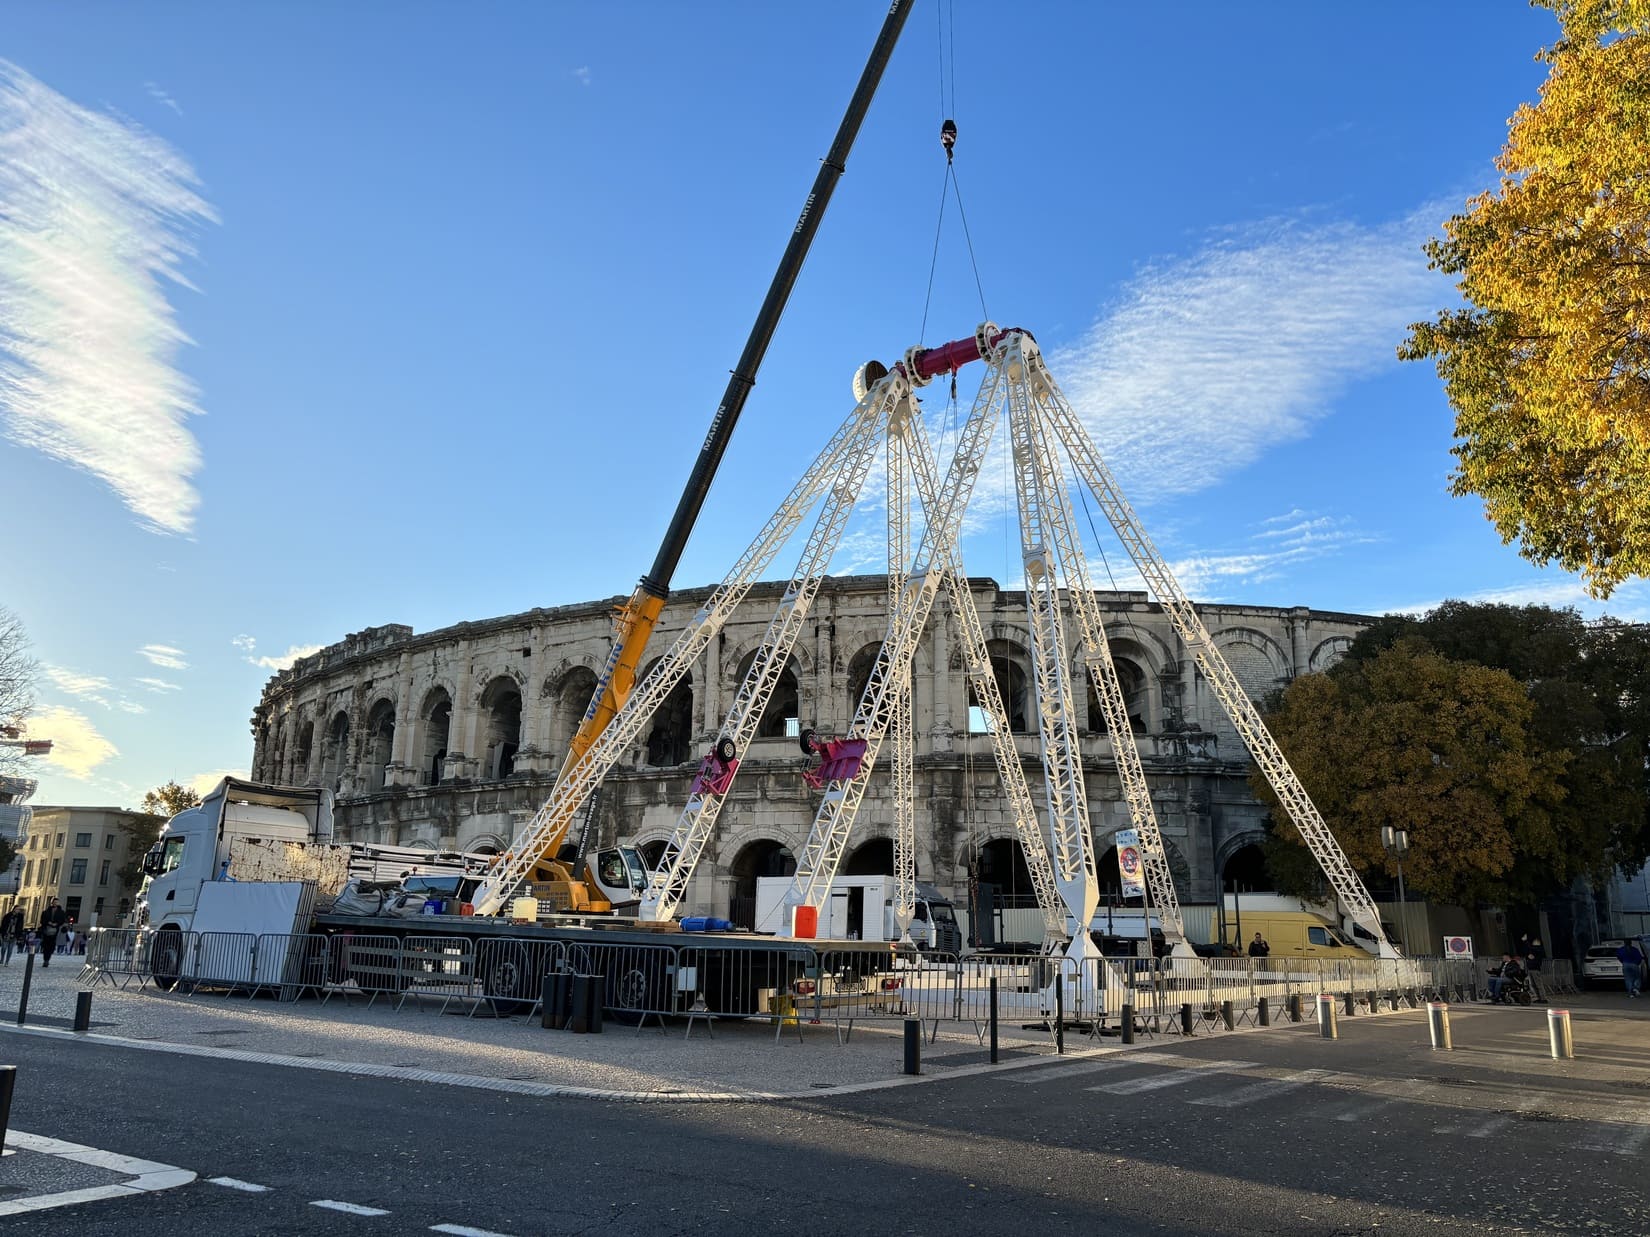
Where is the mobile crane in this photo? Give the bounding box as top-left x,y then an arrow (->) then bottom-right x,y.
471,0 -> 914,916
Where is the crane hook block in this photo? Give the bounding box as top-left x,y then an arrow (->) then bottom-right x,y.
940,118 -> 957,161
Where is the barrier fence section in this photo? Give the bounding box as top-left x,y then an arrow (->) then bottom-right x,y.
80,929 -> 1536,1044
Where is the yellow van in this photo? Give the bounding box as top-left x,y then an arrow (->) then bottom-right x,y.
1218,911 -> 1362,959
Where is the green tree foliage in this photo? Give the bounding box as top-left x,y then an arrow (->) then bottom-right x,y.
1400,1 -> 1650,597
1259,602 -> 1650,906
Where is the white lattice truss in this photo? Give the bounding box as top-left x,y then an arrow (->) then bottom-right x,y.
481,323 -> 1389,955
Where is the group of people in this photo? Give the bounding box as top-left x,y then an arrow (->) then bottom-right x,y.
1486,934 -> 1546,1004
0,898 -> 79,967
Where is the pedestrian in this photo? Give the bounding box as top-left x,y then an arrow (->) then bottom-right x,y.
0,906 -> 19,965
1523,936 -> 1546,971
1487,953 -> 1526,1003
1617,939 -> 1645,998
1247,931 -> 1270,958
36,897 -> 68,969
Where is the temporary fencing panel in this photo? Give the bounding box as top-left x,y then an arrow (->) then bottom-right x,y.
398,935 -> 481,1012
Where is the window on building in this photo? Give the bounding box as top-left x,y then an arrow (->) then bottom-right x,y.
64,896 -> 81,923
69,859 -> 87,885
105,834 -> 115,850
74,832 -> 91,848
21,860 -> 31,884
49,858 -> 61,883
93,897 -> 105,917
99,860 -> 111,885
55,833 -> 65,849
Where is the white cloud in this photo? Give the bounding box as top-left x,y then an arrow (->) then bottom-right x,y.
231,634 -> 255,653
115,699 -> 147,714
187,767 -> 245,797
249,643 -> 323,672
44,665 -> 111,705
572,66 -> 591,87
1038,209 -> 1443,504
32,704 -> 118,778
143,81 -> 182,116
1383,580 -> 1650,622
137,643 -> 187,669
135,676 -> 180,693
0,61 -> 216,534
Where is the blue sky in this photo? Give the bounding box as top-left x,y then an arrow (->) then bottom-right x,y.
2,1 -> 1619,808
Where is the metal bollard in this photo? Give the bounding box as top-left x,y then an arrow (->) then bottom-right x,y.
1318,993 -> 1339,1039
1055,976 -> 1065,1055
1548,1008 -> 1574,1060
0,1065 -> 13,1151
989,978 -> 999,1064
1428,1001 -> 1453,1050
1220,1000 -> 1234,1031
1257,996 -> 1270,1026
1405,988 -> 1418,1009
1387,989 -> 1399,1012
1121,1001 -> 1135,1044
1342,992 -> 1356,1016
72,991 -> 92,1033
1288,993 -> 1303,1023
1179,1002 -> 1194,1037
15,953 -> 33,1027
903,1018 -> 922,1075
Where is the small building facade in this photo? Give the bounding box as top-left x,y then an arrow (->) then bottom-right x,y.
13,806 -> 145,929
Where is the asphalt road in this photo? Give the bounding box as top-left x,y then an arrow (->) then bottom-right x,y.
3,1003 -> 1643,1235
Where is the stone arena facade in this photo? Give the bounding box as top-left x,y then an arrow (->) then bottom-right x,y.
249,576 -> 1370,922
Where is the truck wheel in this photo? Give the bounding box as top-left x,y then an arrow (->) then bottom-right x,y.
150,927 -> 183,992
714,736 -> 737,763
485,942 -> 535,1016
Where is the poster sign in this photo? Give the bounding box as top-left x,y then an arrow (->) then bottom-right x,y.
1443,935 -> 1474,960
1115,829 -> 1145,898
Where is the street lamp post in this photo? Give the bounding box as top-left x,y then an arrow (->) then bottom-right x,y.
1381,826 -> 1409,948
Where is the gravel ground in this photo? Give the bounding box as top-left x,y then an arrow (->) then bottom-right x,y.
0,952 -> 1080,1098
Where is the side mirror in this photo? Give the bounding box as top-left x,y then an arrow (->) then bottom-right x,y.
141,845 -> 164,877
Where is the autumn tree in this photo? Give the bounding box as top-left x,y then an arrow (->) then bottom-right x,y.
1400,0 -> 1650,597
118,781 -> 203,887
1254,640 -> 1569,906
0,607 -> 39,782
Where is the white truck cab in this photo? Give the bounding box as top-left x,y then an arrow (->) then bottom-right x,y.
136,778 -> 334,933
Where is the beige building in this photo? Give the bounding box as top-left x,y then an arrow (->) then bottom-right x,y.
250,575 -> 1371,924
13,806 -> 144,929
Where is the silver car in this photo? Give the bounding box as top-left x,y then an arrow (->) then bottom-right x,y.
1582,940 -> 1631,989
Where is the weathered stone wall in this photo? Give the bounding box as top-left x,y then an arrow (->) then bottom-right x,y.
250,577 -> 1369,915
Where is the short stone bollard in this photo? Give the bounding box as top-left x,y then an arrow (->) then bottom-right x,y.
1179,1002 -> 1194,1037
1121,1001 -> 1135,1045
1318,993 -> 1338,1039
903,1018 -> 922,1075
1288,993 -> 1303,1023
1428,1001 -> 1453,1050
72,991 -> 92,1033
1257,996 -> 1270,1026
1548,1008 -> 1574,1060
1342,992 -> 1356,1017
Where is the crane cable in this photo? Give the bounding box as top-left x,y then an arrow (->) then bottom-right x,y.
919,0 -> 987,346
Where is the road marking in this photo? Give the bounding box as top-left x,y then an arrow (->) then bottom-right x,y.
1188,1068 -> 1335,1108
208,1176 -> 272,1192
432,1225 -> 518,1237
1005,1058 -> 1133,1084
0,1131 -> 196,1217
312,1199 -> 392,1216
1089,1059 -> 1253,1095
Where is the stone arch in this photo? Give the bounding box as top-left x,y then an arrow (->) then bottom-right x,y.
844,642 -> 883,725
294,719 -> 315,784
1215,828 -> 1268,887
960,834 -> 1035,899
727,836 -> 797,928
968,638 -> 1033,734
843,836 -> 902,877
465,832 -> 507,856
478,675 -> 522,779
732,649 -> 800,740
1081,654 -> 1151,733
1212,627 -> 1291,699
418,686 -> 453,786
322,709 -> 351,788
640,659 -> 693,767
548,665 -> 598,759
1097,623 -> 1176,676
1309,635 -> 1353,673
634,835 -> 672,872
362,697 -> 396,792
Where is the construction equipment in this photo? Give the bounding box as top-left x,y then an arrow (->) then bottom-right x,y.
470,0 -> 915,916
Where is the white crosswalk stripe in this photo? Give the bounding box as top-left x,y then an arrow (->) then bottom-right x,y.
1188,1068 -> 1336,1108
1089,1059 -> 1254,1095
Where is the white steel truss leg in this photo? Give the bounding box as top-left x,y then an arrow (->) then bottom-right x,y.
636,379 -> 896,922
887,417 -> 917,943
1039,371 -> 1391,952
786,332 -> 1014,913
473,382 -> 899,915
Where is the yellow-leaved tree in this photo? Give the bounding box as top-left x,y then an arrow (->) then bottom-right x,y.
1401,0 -> 1650,597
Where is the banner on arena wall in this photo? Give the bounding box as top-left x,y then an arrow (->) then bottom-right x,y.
1115,830 -> 1146,898
1443,935 -> 1474,960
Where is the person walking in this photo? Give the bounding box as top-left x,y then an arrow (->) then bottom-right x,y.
0,906 -> 19,965
1247,932 -> 1270,958
1617,939 -> 1645,998
36,898 -> 68,969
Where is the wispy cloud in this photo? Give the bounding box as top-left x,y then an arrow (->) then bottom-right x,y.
572,66 -> 591,87
135,676 -> 180,693
0,61 -> 216,534
1041,209 -> 1442,502
1383,580 -> 1650,622
231,634 -> 255,653
143,81 -> 182,116
34,704 -> 118,778
248,643 -> 323,672
137,643 -> 187,670
44,665 -> 111,704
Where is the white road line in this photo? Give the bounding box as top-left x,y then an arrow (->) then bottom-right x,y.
1089,1059 -> 1253,1095
312,1199 -> 392,1216
1332,1098 -> 1396,1123
0,1131 -> 196,1217
208,1176 -> 272,1193
432,1224 -> 518,1237
1188,1068 -> 1335,1108
1005,1059 -> 1133,1085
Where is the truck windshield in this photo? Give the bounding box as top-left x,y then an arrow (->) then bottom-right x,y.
621,848 -> 648,893
160,837 -> 186,874
930,903 -> 956,925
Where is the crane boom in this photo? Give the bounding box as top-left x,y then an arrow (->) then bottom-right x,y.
492,2 -> 914,902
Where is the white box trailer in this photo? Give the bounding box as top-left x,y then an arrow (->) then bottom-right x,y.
753,875 -> 959,951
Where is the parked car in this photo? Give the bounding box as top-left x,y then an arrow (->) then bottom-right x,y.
1582,940 -> 1628,989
